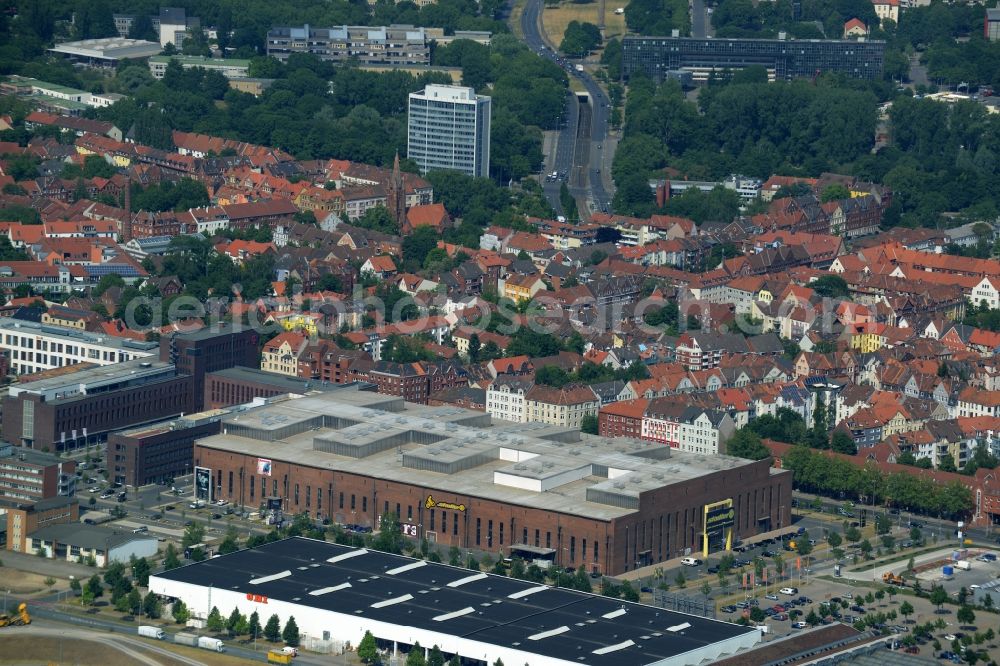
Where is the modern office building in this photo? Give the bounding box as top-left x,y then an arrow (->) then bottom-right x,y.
151,538 -> 761,666
622,36 -> 886,82
107,412 -> 224,487
0,317 -> 157,376
2,359 -> 194,452
192,386 -> 792,576
159,323 -> 260,411
0,442 -> 76,502
408,84 -> 491,178
266,25 -> 432,65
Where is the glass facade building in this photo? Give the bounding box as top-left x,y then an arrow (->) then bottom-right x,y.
407,84 -> 491,178
622,36 -> 885,82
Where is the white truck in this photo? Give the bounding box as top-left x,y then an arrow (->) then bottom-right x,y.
138,626 -> 165,640
955,560 -> 972,571
174,632 -> 199,647
198,636 -> 226,653
575,64 -> 584,72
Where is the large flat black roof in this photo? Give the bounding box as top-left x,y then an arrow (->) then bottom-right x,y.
154,537 -> 756,665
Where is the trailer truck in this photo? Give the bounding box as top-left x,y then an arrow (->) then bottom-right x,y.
138,626 -> 165,640
198,636 -> 226,652
174,632 -> 200,647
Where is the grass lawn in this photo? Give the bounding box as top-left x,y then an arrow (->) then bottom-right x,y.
542,1 -> 627,52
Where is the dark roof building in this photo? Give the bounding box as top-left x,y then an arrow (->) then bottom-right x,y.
151,537 -> 761,666
622,36 -> 885,82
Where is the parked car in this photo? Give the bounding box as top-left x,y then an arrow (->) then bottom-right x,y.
791,621 -> 807,629
780,587 -> 798,595
720,605 -> 737,613
765,594 -> 779,601
707,566 -> 720,574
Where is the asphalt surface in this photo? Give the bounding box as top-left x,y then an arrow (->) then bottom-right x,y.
691,0 -> 707,39
26,600 -> 339,665
519,0 -> 614,217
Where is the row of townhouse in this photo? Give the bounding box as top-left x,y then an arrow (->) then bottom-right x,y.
485,378 -> 600,429
597,397 -> 737,455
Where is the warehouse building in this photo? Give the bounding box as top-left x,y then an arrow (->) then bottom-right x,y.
150,537 -> 761,665
193,386 -> 791,575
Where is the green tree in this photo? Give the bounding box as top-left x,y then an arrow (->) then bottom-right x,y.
828,532 -> 842,549
227,606 -> 242,634
428,646 -> 445,666
282,616 -> 300,647
358,630 -> 381,664
726,429 -> 771,460
248,610 -> 261,639
581,414 -> 599,435
182,521 -> 206,548
930,585 -> 949,611
125,588 -> 142,615
264,613 -> 282,642
163,543 -> 181,570
218,527 -> 240,555
560,21 -> 601,56
207,606 -> 224,632
86,574 -> 103,598
407,642 -> 427,666
373,511 -> 405,554
131,556 -> 151,587
821,184 -> 851,202
957,605 -> 976,625
142,591 -> 162,619
402,225 -> 440,272
172,598 -> 189,623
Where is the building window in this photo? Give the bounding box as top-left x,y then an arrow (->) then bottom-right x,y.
316,486 -> 322,511
362,496 -> 367,513
499,522 -> 504,545
453,513 -> 458,536
351,494 -> 356,510
396,503 -> 401,518
430,509 -> 435,531
339,492 -> 344,509
594,540 -> 599,563
534,530 -> 540,547
487,520 -> 493,548
476,518 -> 481,546
249,476 -> 254,499
294,484 -> 299,505
570,536 -> 576,563
305,486 -> 311,508
407,505 -> 412,520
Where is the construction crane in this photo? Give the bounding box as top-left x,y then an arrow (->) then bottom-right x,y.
0,603 -> 30,627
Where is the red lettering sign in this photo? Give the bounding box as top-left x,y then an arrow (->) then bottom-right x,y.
245,593 -> 269,604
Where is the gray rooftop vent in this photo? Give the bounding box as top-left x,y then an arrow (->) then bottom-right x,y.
514,464 -> 527,471
613,481 -> 625,489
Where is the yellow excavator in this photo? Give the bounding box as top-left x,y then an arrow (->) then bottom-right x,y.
0,603 -> 30,627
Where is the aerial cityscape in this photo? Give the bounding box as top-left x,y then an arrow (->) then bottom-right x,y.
0,0 -> 999,664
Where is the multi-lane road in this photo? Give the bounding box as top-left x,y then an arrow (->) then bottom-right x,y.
519,0 -> 614,217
